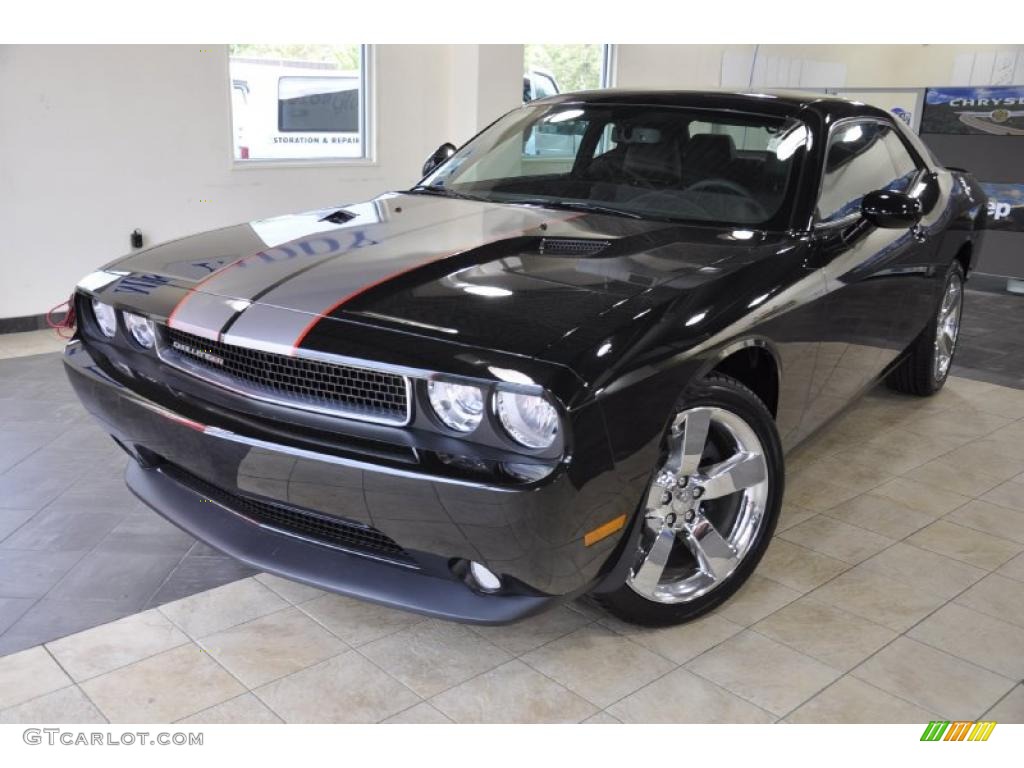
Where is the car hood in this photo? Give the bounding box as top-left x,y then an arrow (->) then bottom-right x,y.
100,192 -> 781,360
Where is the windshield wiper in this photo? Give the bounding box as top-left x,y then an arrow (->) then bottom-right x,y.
408,185 -> 486,202
408,188 -> 644,220
509,199 -> 645,220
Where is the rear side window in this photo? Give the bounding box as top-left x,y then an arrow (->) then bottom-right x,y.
817,121 -> 921,224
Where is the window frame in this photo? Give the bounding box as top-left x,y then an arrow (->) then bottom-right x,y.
600,45 -> 617,88
226,44 -> 376,169
813,115 -> 927,229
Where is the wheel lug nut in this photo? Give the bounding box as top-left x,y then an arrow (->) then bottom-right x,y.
684,510 -> 695,523
692,487 -> 703,498
660,491 -> 672,505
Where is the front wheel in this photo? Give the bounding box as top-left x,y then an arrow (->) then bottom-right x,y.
597,374 -> 784,627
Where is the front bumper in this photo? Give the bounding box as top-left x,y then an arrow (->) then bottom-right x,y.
63,340 -> 643,623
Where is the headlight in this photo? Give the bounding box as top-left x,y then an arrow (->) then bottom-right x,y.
123,312 -> 155,349
91,299 -> 117,338
428,380 -> 484,432
496,390 -> 558,449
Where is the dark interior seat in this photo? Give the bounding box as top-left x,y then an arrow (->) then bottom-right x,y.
619,128 -> 682,185
679,134 -> 736,185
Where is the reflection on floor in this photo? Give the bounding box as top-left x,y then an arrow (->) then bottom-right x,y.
0,373 -> 1021,723
0,342 -> 256,657
953,286 -> 1024,388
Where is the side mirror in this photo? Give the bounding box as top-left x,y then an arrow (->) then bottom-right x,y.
422,142 -> 457,177
862,190 -> 922,229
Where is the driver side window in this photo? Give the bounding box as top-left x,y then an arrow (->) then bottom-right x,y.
817,121 -> 921,224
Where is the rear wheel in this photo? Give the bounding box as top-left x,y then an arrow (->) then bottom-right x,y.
887,261 -> 964,396
597,374 -> 783,627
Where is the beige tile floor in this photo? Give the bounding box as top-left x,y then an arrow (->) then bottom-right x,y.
0,352 -> 1023,723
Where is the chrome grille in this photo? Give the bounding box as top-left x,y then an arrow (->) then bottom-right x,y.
162,328 -> 410,425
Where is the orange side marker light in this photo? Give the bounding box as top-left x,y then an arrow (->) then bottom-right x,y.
584,514 -> 627,547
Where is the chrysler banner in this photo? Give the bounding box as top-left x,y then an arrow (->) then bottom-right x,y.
921,87 -> 1024,136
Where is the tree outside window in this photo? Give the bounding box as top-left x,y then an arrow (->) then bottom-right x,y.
523,45 -> 612,102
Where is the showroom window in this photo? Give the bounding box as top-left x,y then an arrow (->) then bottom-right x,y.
228,44 -> 370,163
522,45 -> 614,104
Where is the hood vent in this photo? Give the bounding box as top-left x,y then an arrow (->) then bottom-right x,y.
320,209 -> 357,224
539,238 -> 611,257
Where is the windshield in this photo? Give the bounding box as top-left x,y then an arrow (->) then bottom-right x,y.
420,103 -> 810,228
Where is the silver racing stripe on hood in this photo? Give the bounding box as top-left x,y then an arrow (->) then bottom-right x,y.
167,289 -> 249,342
221,302 -> 319,356
164,195 -> 496,337
222,210 -> 585,352
287,211 -> 585,348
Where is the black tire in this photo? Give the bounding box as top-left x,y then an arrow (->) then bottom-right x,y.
887,260 -> 965,397
596,373 -> 784,627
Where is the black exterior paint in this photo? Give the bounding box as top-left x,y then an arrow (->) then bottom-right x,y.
64,91 -> 987,622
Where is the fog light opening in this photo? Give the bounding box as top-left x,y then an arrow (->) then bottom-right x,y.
502,461 -> 556,483
467,561 -> 502,593
437,452 -> 491,474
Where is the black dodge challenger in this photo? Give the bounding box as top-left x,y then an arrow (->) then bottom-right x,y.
65,90 -> 986,626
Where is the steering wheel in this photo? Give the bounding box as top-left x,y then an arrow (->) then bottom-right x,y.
684,179 -> 768,220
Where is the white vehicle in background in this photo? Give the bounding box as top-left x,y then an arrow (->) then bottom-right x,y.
523,68 -> 560,103
522,69 -> 588,158
228,57 -> 361,161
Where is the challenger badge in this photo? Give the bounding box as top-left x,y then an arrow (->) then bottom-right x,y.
171,340 -> 225,367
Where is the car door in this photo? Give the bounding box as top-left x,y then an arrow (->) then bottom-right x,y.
799,117 -> 939,435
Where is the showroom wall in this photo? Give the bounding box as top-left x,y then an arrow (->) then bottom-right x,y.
2,43 -> 1023,319
0,44 -> 522,319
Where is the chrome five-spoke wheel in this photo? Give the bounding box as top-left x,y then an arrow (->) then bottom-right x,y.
934,270 -> 963,381
627,405 -> 770,604
597,373 -> 782,626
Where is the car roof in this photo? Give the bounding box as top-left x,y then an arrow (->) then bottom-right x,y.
541,88 -> 893,123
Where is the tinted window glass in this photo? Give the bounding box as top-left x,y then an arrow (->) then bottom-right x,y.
817,121 -> 919,223
423,104 -> 810,228
690,121 -> 774,151
883,130 -> 920,184
523,114 -> 589,161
